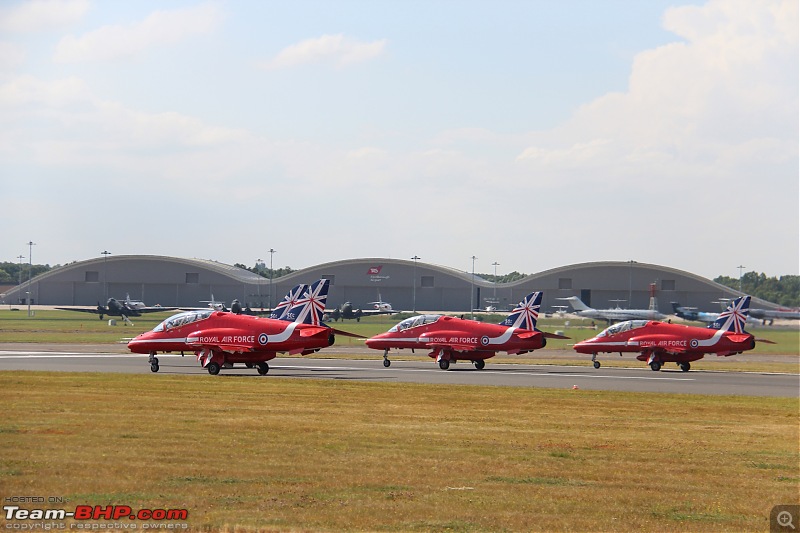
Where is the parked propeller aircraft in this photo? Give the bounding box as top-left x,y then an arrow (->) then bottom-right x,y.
365,291 -> 568,370
127,279 -> 361,375
56,298 -> 176,325
325,299 -> 397,322
558,296 -> 666,323
573,296 -> 773,371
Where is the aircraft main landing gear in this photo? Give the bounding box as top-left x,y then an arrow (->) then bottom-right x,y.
438,359 -> 450,370
678,362 -> 691,372
256,362 -> 269,375
649,361 -> 662,372
473,360 -> 485,370
206,362 -> 221,375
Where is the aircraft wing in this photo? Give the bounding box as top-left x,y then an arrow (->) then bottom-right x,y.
135,307 -> 178,314
358,309 -> 399,316
55,307 -> 103,315
426,342 -> 481,353
187,339 -> 254,354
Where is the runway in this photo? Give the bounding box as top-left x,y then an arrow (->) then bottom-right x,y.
0,348 -> 797,397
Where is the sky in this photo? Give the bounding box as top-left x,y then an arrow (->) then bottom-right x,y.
1,0 -> 797,281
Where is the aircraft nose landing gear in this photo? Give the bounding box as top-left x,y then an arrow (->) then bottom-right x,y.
148,352 -> 159,373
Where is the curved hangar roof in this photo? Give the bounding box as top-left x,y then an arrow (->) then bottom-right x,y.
3,255 -> 767,313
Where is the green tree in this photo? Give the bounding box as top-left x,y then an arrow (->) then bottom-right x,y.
713,272 -> 799,307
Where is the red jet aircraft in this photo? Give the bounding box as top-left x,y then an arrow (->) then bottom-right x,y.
573,296 -> 772,371
365,292 -> 567,369
128,279 -> 358,375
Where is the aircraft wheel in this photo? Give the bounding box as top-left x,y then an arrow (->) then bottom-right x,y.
474,360 -> 485,370
438,359 -> 450,370
245,363 -> 254,368
256,362 -> 269,375
383,359 -> 391,368
593,360 -> 601,369
679,362 -> 690,372
150,362 -> 159,373
207,362 -> 221,375
649,361 -> 661,372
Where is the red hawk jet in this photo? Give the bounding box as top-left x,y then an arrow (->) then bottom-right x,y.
128,279 -> 358,375
365,291 -> 567,370
573,296 -> 773,371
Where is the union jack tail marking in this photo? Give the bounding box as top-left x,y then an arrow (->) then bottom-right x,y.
501,291 -> 542,331
287,279 -> 330,325
711,296 -> 750,333
270,284 -> 309,321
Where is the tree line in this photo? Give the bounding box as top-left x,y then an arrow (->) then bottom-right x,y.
713,272 -> 799,307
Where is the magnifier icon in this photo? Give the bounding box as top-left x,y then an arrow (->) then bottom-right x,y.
778,510 -> 796,529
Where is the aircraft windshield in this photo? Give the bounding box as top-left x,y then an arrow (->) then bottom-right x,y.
153,310 -> 213,332
596,320 -> 648,338
388,314 -> 441,332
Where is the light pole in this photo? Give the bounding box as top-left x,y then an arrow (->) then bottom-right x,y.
268,248 -> 276,310
492,261 -> 499,305
470,255 -> 477,319
628,259 -> 635,307
26,241 -> 36,316
16,255 -> 24,303
101,250 -> 111,302
256,258 -> 263,306
411,255 -> 420,312
737,265 -> 746,293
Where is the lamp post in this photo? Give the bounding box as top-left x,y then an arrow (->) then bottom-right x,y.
268,248 -> 276,310
628,259 -> 635,307
492,261 -> 499,305
470,255 -> 477,319
411,255 -> 420,312
26,241 -> 36,317
16,255 -> 24,303
737,265 -> 746,293
101,250 -> 111,302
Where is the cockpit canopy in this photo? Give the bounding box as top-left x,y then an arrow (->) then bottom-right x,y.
596,320 -> 649,338
388,314 -> 441,332
153,310 -> 213,332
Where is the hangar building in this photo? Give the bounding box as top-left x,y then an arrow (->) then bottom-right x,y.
0,255 -> 777,314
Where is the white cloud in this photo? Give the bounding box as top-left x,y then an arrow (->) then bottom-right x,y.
53,2 -> 221,63
263,34 -> 387,70
0,0 -> 89,33
0,41 -> 26,72
516,0 -> 798,189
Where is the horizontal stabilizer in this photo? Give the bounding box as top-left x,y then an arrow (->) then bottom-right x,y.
754,337 -> 777,344
299,326 -> 328,338
330,327 -> 366,339
541,331 -> 570,339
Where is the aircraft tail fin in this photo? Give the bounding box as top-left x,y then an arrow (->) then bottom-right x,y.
269,284 -> 309,321
709,296 -> 750,333
287,279 -> 330,325
561,296 -> 591,312
499,291 -> 542,330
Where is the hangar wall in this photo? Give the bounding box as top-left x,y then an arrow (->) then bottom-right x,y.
1,255 -> 772,313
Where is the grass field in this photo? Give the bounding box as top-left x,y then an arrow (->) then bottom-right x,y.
1,372 -> 797,532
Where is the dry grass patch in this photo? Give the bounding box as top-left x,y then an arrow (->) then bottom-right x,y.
0,372 -> 797,532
